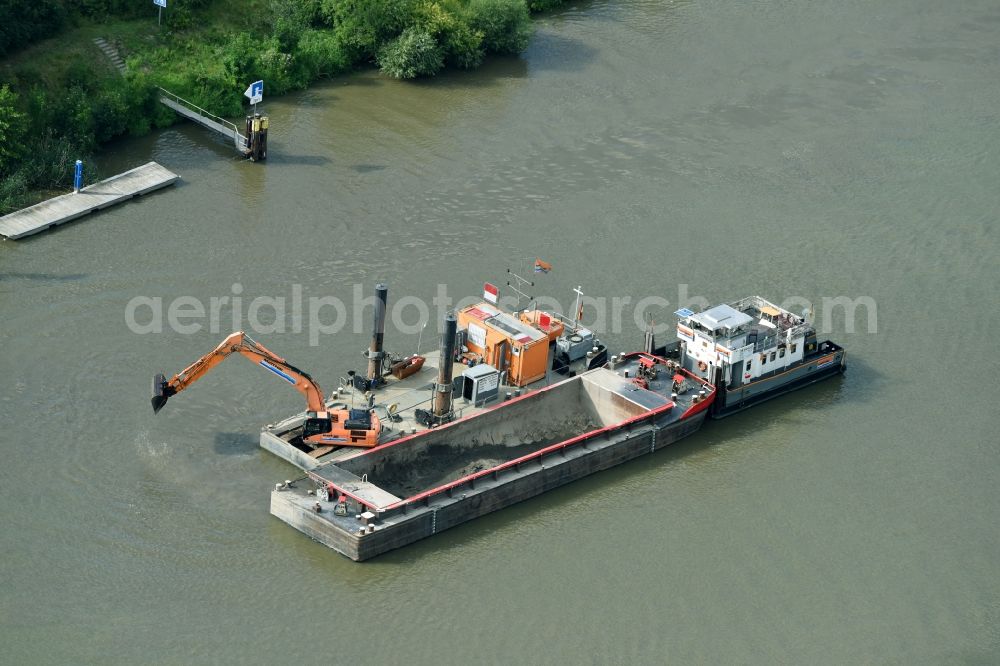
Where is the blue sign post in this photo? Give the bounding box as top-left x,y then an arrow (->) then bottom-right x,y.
153,0 -> 166,26
73,160 -> 83,193
244,80 -> 264,114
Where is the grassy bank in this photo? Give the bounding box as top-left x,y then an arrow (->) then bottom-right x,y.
0,0 -> 566,215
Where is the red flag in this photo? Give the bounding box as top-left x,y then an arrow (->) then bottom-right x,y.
533,258 -> 552,274
483,282 -> 499,304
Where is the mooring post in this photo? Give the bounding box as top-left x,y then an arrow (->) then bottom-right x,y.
244,113 -> 269,162
73,160 -> 83,194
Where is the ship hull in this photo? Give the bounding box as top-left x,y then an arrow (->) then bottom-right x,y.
271,358 -> 714,561
271,407 -> 709,561
711,347 -> 846,418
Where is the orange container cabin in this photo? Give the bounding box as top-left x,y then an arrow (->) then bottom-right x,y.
456,303 -> 551,387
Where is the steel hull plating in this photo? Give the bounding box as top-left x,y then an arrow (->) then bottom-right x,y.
271,408 -> 710,561
712,348 -> 846,418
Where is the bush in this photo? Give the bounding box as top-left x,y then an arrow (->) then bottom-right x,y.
0,1 -> 67,57
298,29 -> 352,78
0,170 -> 28,214
321,0 -> 418,62
413,1 -> 483,69
465,0 -> 531,55
272,0 -> 323,51
22,131 -> 83,190
0,85 -> 26,177
377,27 -> 444,79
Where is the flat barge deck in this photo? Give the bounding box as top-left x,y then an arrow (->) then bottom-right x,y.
271,353 -> 714,560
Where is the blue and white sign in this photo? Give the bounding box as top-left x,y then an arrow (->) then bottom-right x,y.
244,80 -> 264,105
153,0 -> 166,8
674,307 -> 695,318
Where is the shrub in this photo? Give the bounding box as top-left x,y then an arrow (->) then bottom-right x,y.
298,29 -> 352,78
321,0 -> 418,62
413,1 -> 484,69
272,0 -> 323,51
0,85 -> 26,176
465,0 -> 531,55
377,27 -> 444,79
0,1 -> 67,57
0,170 -> 28,215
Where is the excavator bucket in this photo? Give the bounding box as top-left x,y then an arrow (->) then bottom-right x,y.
151,373 -> 169,414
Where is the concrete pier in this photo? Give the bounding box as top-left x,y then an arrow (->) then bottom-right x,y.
0,162 -> 179,240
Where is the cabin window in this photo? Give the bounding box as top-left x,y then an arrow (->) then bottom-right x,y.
791,343 -> 797,354
770,352 -> 776,362
779,348 -> 786,359
760,354 -> 767,365
745,360 -> 751,371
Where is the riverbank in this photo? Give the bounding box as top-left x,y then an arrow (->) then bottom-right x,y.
0,0 -> 566,215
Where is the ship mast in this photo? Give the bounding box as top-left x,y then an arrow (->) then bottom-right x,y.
572,285 -> 584,330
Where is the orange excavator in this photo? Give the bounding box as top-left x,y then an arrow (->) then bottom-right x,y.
151,331 -> 381,448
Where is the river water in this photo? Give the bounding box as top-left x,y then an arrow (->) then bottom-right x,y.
3,0 -> 999,662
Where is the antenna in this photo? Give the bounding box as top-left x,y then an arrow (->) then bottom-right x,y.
572,285 -> 584,328
415,320 -> 427,356
505,268 -> 534,307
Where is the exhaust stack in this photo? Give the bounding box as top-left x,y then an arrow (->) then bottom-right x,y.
432,313 -> 457,418
366,283 -> 388,385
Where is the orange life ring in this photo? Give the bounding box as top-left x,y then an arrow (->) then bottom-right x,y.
697,360 -> 707,372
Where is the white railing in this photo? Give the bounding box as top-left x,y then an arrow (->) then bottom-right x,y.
158,87 -> 245,148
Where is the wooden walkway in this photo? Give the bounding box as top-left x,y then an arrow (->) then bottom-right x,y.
0,162 -> 179,240
159,90 -> 247,152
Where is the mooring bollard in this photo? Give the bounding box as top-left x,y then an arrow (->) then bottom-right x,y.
73,160 -> 83,193
244,113 -> 269,162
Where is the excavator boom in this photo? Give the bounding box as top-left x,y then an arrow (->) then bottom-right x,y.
151,332 -> 382,448
151,331 -> 327,414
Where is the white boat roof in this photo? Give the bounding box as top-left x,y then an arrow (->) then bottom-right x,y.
689,304 -> 752,331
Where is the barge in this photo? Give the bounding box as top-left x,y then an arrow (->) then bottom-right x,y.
270,352 -> 715,561
260,283 -> 608,471
150,282 -> 846,561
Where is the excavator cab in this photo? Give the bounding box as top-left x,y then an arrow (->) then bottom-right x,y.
344,408 -> 372,431
303,411 -> 333,438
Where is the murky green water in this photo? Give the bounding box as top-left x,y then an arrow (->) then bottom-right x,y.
3,1 -> 999,662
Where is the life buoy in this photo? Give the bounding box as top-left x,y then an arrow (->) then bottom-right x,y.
697,360 -> 708,372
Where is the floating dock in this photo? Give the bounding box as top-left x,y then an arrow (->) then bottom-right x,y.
0,162 -> 179,240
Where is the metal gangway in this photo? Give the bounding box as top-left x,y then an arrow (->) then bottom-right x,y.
158,88 -> 247,153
